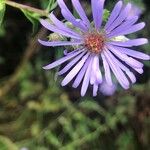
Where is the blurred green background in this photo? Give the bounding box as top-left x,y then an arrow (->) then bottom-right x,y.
0,0 -> 149,150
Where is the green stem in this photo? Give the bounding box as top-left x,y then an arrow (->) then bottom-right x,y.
60,125 -> 107,150
5,0 -> 48,16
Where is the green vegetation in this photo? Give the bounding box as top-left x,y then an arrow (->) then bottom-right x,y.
0,0 -> 149,149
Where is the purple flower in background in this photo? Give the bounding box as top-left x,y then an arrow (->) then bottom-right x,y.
100,80 -> 116,96
39,0 -> 150,97
128,3 -> 143,19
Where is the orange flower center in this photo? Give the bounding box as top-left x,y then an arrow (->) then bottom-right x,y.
84,33 -> 105,54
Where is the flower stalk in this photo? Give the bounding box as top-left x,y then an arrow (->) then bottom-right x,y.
5,0 -> 48,17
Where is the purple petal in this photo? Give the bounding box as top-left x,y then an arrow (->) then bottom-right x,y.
108,38 -> 148,47
107,16 -> 139,38
107,44 -> 144,68
61,9 -> 88,31
106,3 -> 132,33
40,19 -> 81,39
93,55 -> 102,84
57,0 -> 88,31
57,0 -> 69,10
107,45 -> 145,74
115,46 -> 150,60
81,55 -> 94,96
126,71 -> 136,83
71,0 -> 90,28
58,51 -> 86,75
106,50 -> 136,83
90,69 -> 96,85
92,0 -> 105,29
104,50 -> 130,89
63,49 -> 79,56
49,12 -> 82,38
105,1 -> 123,30
112,22 -> 145,36
93,84 -> 98,97
38,39 -> 83,47
101,53 -> 113,85
43,49 -> 84,70
61,52 -> 90,86
134,68 -> 143,74
90,55 -> 102,85
72,55 -> 91,88
90,55 -> 98,85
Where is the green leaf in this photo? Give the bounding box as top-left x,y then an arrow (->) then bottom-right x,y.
116,130 -> 136,150
79,100 -> 106,116
21,9 -> 40,33
144,61 -> 150,67
0,56 -> 4,64
46,0 -> 57,12
45,130 -> 62,148
0,24 -> 5,36
79,100 -> 100,111
40,0 -> 57,12
103,9 -> 110,22
0,135 -> 18,150
0,0 -> 6,27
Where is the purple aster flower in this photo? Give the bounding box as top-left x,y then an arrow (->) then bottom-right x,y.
39,0 -> 150,97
